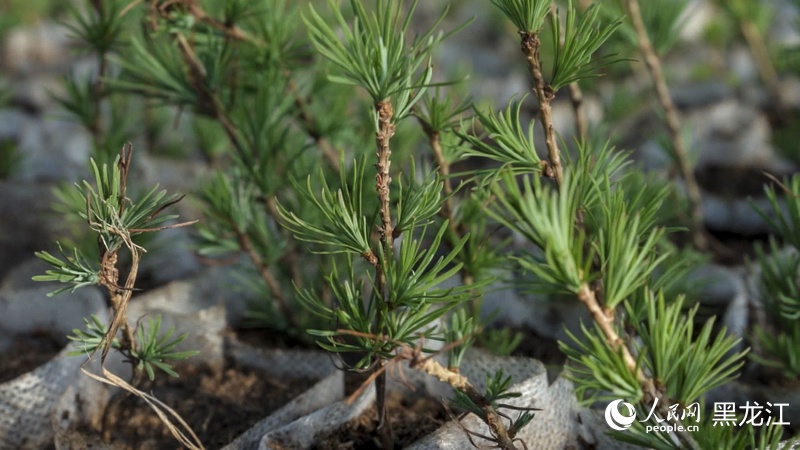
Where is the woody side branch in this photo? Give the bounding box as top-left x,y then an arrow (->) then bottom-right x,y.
521,31 -> 563,187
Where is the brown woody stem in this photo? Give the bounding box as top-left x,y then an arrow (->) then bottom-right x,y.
375,100 -> 396,244
576,284 -> 639,376
521,31 -> 563,188
373,99 -> 396,431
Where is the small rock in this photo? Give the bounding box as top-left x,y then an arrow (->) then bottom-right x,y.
671,81 -> 731,109
703,192 -> 775,235
690,100 -> 774,170
14,116 -> 92,181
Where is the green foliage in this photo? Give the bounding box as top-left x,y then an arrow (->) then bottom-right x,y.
79,156 -> 183,253
111,33 -> 211,111
277,157 -> 372,256
752,321 -> 800,379
460,98 -> 542,172
67,315 -> 118,356
382,222 -> 471,314
479,327 -> 524,357
595,190 -> 668,309
414,87 -> 472,135
54,76 -> 98,133
35,145 -> 195,386
488,172 -> 587,295
750,175 -> 800,379
756,241 -> 800,322
296,220 -> 475,363
560,321 -> 643,403
636,292 -> 746,404
304,0 -> 469,121
131,315 -> 200,381
62,0 -> 127,55
754,174 -> 800,252
451,370 -> 536,432
547,2 -> 623,91
691,419 -> 784,450
394,161 -> 446,234
490,0 -> 551,33
446,308 -> 478,369
196,170 -> 285,263
33,242 -> 100,296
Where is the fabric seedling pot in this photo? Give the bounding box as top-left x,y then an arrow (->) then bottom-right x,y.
256,383 -> 376,450
252,348 -> 587,449
411,350 -> 586,450
0,285 -> 105,449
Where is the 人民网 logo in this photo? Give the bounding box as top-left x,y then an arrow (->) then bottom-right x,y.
605,399 -> 637,431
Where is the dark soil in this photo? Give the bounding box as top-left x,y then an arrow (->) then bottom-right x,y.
311,390 -> 447,450
94,359 -> 318,449
0,330 -> 64,383
233,326 -> 316,350
509,325 -> 566,367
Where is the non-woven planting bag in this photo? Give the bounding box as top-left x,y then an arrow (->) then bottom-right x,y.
411,350 -> 584,450
0,286 -> 104,449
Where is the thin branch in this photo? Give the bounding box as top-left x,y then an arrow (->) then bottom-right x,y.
417,124 -> 472,282
174,29 -> 308,325
154,0 -> 266,47
624,0 -> 707,250
287,78 -> 342,173
174,33 -> 245,156
234,226 -> 298,330
372,99 -> 396,432
576,284 -> 638,375
739,16 -> 780,101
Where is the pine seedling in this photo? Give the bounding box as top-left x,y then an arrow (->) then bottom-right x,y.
282,1 -> 536,447
34,144 -> 201,447
34,145 -> 197,378
108,0 -> 346,334
473,3 -> 752,448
